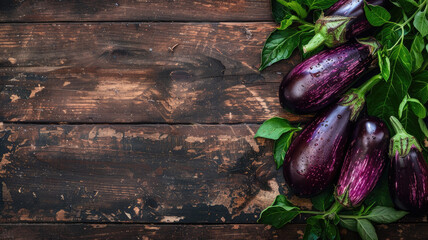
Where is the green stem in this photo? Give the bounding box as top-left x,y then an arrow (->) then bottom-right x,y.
390,116 -> 407,135
300,210 -> 325,215
303,33 -> 325,53
356,74 -> 383,96
399,0 -> 427,27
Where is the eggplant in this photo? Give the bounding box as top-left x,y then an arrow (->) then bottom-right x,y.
389,116 -> 428,213
279,40 -> 378,114
303,0 -> 385,53
335,117 -> 389,208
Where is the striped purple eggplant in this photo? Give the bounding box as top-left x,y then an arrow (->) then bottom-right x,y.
303,0 -> 385,53
389,116 -> 428,213
335,117 -> 389,208
279,40 -> 378,114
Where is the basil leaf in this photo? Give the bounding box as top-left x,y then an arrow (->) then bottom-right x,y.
356,219 -> 378,240
272,194 -> 300,210
258,195 -> 300,228
378,51 -> 390,81
272,0 -> 290,23
257,205 -> 300,228
311,186 -> 334,211
400,95 -> 427,119
274,130 -> 298,169
254,117 -> 299,140
259,28 -> 301,71
419,118 -> 428,138
376,24 -> 399,49
365,206 -> 408,223
304,0 -> 336,10
364,4 -> 391,27
325,221 -> 339,240
410,35 -> 425,71
391,44 -> 412,72
277,0 -> 308,19
278,15 -> 300,30
303,216 -> 323,240
414,11 -> 428,37
367,60 -> 412,124
340,219 -> 358,232
410,71 -> 428,104
400,106 -> 426,144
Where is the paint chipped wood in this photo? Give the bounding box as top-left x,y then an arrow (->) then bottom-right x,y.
0,0 -> 273,22
0,123 -> 294,223
0,23 -> 310,124
1,223 -> 427,240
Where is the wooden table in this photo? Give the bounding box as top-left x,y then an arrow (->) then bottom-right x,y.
0,1 -> 426,239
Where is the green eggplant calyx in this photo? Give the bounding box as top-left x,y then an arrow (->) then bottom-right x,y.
334,186 -> 352,209
389,116 -> 422,158
357,37 -> 381,56
338,91 -> 365,122
303,14 -> 352,53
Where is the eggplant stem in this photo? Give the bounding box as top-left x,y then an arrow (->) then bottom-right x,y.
390,116 -> 407,135
356,74 -> 382,96
302,32 -> 325,53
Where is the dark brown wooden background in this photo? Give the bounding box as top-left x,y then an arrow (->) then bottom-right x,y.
0,1 -> 426,239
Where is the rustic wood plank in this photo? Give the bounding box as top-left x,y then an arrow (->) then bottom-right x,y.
0,0 -> 273,22
0,22 -> 309,124
1,123 -> 307,223
1,223 -> 428,240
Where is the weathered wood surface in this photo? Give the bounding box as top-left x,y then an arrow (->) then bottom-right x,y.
1,123 -> 301,223
1,223 -> 427,240
0,23 -> 309,124
0,0 -> 273,22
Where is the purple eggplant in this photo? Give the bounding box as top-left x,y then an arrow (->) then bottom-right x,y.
304,0 -> 385,53
279,40 -> 378,114
389,116 -> 428,213
335,117 -> 389,208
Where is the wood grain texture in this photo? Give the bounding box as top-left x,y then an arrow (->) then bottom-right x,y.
0,22 -> 309,124
1,223 -> 428,240
1,123 -> 304,223
0,0 -> 273,22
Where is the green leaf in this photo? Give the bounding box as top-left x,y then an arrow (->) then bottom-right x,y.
278,15 -> 300,30
325,221 -> 339,240
254,117 -> 298,140
277,0 -> 308,19
272,0 -> 290,23
365,206 -> 408,223
304,0 -> 336,10
257,205 -> 300,228
366,60 -> 412,125
259,28 -> 301,71
400,105 -> 426,145
419,118 -> 428,138
410,35 -> 425,71
378,51 -> 390,81
414,11 -> 428,37
399,95 -> 427,119
274,130 -> 298,169
340,219 -> 358,232
390,44 -> 412,72
364,4 -> 391,27
356,219 -> 378,240
376,24 -> 399,49
303,216 -> 323,240
311,186 -> 334,211
410,71 -> 428,104
272,194 -> 300,210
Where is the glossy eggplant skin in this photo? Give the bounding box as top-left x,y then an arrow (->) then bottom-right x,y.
389,148 -> 428,213
283,104 -> 351,197
325,0 -> 384,39
335,117 -> 389,208
279,42 -> 373,114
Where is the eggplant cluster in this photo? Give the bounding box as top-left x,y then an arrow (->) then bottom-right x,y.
278,0 -> 428,213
